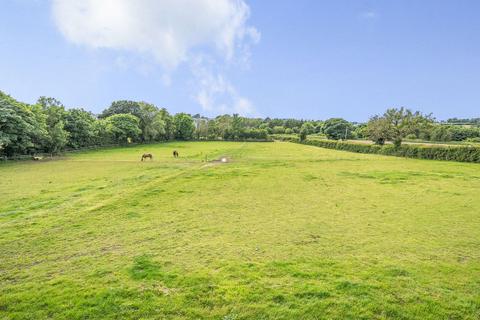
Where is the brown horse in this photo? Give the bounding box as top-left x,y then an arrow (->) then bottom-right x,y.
141,153 -> 153,161
173,150 -> 179,158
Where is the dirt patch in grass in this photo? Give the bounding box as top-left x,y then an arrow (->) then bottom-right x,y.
210,156 -> 231,163
201,156 -> 232,168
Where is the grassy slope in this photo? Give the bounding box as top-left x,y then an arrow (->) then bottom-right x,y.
0,141 -> 479,319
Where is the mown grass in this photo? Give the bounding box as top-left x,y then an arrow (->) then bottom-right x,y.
1,141 -> 479,319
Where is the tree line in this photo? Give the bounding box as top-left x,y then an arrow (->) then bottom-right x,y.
1,90 -> 479,157
1,93 -> 194,157
296,110 -> 480,146
0,92 -> 270,157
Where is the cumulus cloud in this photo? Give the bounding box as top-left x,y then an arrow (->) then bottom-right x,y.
52,0 -> 259,115
52,0 -> 258,68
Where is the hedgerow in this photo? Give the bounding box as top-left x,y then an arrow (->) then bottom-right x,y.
272,135 -> 480,163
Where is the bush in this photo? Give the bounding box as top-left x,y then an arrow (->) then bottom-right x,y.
239,128 -> 270,140
405,134 -> 417,140
272,126 -> 286,134
270,134 -> 299,142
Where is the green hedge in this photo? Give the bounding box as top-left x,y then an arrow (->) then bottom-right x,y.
273,135 -> 480,163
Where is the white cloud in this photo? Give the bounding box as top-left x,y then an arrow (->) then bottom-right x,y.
191,56 -> 257,116
52,0 -> 259,114
52,0 -> 259,68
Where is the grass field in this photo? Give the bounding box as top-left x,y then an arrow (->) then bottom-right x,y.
1,141 -> 480,319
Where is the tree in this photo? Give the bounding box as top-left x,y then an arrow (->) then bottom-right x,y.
272,126 -> 286,134
28,104 -> 50,150
101,101 -> 169,142
99,100 -> 142,119
299,127 -> 307,141
105,114 -> 141,144
267,118 -> 284,128
366,116 -> 392,145
231,114 -> 244,139
173,113 -> 195,140
314,121 -> 324,134
0,104 -> 34,156
206,119 -> 218,139
137,102 -> 164,142
214,115 -> 233,139
448,126 -> 480,141
353,123 -> 368,139
299,122 -> 315,141
64,108 -> 97,148
37,97 -> 69,153
48,122 -> 69,153
147,113 -> 166,141
284,118 -> 303,130
93,119 -> 111,145
323,118 -> 353,140
259,122 -> 273,134
259,123 -> 269,130
0,92 -> 54,157
430,125 -> 453,142
157,108 -> 175,140
195,118 -> 209,139
367,108 -> 433,147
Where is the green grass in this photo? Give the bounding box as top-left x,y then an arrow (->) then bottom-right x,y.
1,141 -> 480,319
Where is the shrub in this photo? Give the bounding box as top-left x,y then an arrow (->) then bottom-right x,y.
405,134 -> 417,140
272,126 -> 286,134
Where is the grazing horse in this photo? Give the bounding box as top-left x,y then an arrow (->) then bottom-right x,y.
173,150 -> 179,158
141,153 -> 153,161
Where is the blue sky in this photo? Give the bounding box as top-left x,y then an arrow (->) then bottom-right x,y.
1,0 -> 479,121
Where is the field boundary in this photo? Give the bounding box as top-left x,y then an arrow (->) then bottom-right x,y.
0,139 -> 272,162
274,135 -> 480,163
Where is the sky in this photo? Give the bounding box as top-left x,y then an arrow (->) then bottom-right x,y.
1,0 -> 479,121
